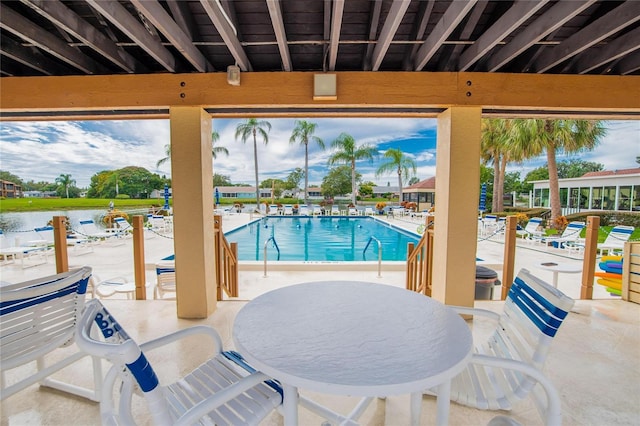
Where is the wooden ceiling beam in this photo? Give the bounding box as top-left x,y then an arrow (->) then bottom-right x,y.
486,0 -> 597,72
535,0 -> 640,73
0,3 -> 104,74
1,72 -> 637,119
199,0 -> 251,71
328,0 -> 345,71
86,0 -> 175,72
370,0 -> 411,71
612,50 -> 640,75
439,1 -> 488,71
402,0 -> 434,71
414,0 -> 477,71
20,0 -> 141,73
458,0 -> 550,71
576,26 -> 640,74
0,36 -> 54,75
166,0 -> 196,41
130,0 -> 212,72
362,0 -> 382,70
266,0 -> 292,71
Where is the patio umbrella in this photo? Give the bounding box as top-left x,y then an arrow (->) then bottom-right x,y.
479,183 -> 487,212
215,187 -> 220,206
163,184 -> 170,210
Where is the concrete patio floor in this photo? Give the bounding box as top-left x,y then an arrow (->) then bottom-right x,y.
2,212 -> 638,425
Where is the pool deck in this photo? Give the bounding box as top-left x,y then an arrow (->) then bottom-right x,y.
2,212 -> 639,425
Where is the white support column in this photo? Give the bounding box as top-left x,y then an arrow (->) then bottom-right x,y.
170,107 -> 217,318
431,107 -> 482,307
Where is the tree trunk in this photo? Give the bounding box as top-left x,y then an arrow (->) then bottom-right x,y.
351,159 -> 357,205
253,129 -> 260,205
547,143 -> 562,226
491,155 -> 500,212
304,142 -> 309,205
397,169 -> 403,204
496,155 -> 507,212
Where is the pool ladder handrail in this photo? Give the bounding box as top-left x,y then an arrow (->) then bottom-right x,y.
363,236 -> 382,278
263,236 -> 281,277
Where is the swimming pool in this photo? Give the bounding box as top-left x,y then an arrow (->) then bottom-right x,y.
225,216 -> 420,262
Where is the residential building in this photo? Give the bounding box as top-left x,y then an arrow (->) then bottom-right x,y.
1,180 -> 22,198
529,168 -> 640,213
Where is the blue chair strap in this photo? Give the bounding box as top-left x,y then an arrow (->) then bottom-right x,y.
509,277 -> 568,337
222,351 -> 283,400
1,277 -> 89,315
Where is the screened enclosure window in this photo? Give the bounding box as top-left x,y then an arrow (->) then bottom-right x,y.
580,188 -> 590,209
534,188 -> 550,207
560,188 -> 569,208
617,186 -> 631,211
632,186 -> 640,211
603,186 -> 616,210
591,187 -> 603,209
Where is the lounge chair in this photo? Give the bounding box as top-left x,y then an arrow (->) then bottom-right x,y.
79,219 -> 118,239
364,207 -> 375,216
34,225 -> 94,254
312,205 -> 322,215
331,205 -> 340,215
155,261 -> 176,299
428,268 -> 574,422
542,221 -> 586,248
597,225 -> 634,255
1,267 -> 102,402
76,299 -> 283,425
299,205 -> 310,215
268,204 -> 279,215
0,230 -> 49,268
516,217 -> 544,242
348,207 -> 359,216
283,204 -> 293,215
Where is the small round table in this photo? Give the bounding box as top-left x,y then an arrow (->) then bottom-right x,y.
233,281 -> 473,426
536,261 -> 583,288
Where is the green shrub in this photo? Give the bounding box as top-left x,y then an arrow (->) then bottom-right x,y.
115,194 -> 130,199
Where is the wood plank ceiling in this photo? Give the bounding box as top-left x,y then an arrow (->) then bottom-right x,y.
1,0 -> 639,78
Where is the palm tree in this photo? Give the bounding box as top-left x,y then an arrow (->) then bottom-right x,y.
327,133 -> 377,205
55,173 -> 75,198
510,119 -> 606,224
289,120 -> 325,204
375,148 -> 416,203
480,119 -> 511,213
235,118 -> 272,205
156,130 -> 228,168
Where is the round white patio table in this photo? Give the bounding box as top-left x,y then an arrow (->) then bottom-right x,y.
536,261 -> 583,288
233,281 -> 473,426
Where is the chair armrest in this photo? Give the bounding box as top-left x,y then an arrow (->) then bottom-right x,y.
450,305 -> 501,322
470,354 -> 561,426
174,372 -> 274,426
139,325 -> 223,355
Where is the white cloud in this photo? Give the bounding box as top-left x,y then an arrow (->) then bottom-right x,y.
0,118 -> 636,189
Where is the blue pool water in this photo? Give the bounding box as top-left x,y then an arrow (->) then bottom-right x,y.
225,216 -> 420,262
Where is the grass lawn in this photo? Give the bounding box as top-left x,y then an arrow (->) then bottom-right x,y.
0,198 -> 169,212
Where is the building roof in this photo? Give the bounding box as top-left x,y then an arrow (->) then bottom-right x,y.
2,1 -> 637,79
581,168 -> 640,178
405,177 -> 436,191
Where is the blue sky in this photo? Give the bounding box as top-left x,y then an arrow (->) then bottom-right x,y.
0,118 -> 637,188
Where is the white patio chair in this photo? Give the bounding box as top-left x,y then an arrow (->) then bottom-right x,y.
154,261 -> 176,299
35,225 -> 94,254
348,207 -> 359,215
541,221 -> 586,249
76,299 -> 283,425
0,229 -> 49,267
283,205 -> 294,215
312,205 -> 322,215
299,205 -> 310,215
331,205 -> 340,215
364,207 -> 375,216
428,268 -> 574,423
1,267 -> 102,401
515,217 -> 544,242
597,225 -> 634,255
268,204 -> 279,215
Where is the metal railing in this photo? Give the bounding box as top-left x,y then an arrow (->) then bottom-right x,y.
263,236 -> 280,277
363,236 -> 382,277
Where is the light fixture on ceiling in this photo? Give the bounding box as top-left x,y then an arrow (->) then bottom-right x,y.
313,74 -> 337,100
227,65 -> 240,86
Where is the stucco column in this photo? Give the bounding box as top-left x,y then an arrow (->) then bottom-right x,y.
170,107 -> 216,318
431,107 -> 481,307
